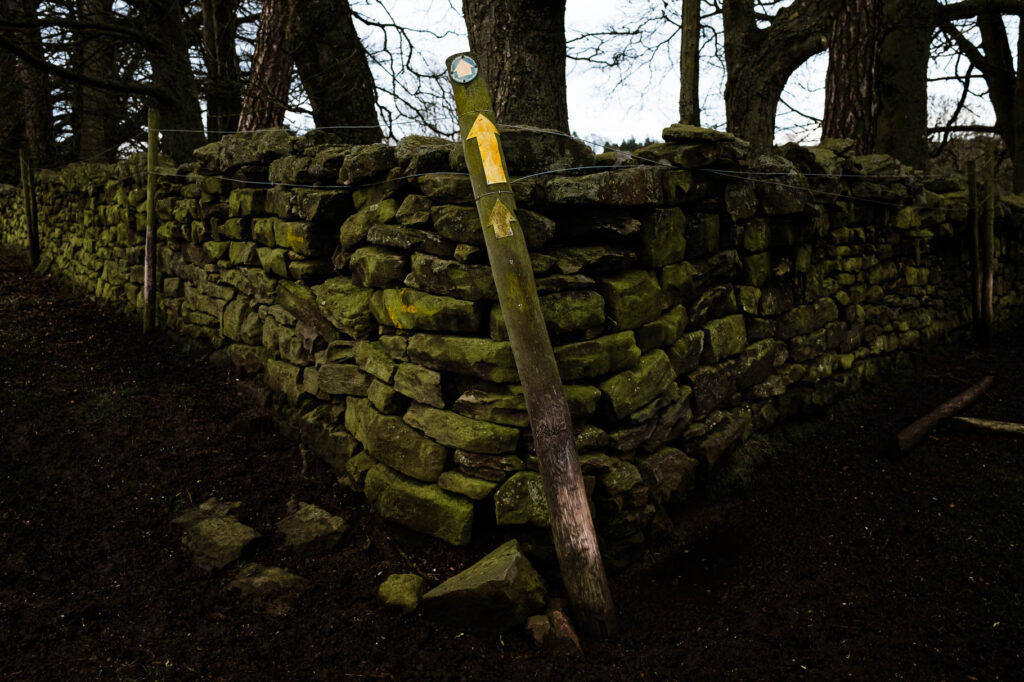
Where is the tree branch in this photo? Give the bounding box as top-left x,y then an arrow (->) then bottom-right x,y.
0,33 -> 170,103
939,0 -> 1024,22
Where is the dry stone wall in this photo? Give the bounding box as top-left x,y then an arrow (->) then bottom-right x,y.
3,125 -> 1023,558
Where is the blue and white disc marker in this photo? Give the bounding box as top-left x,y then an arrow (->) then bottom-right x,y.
450,56 -> 479,84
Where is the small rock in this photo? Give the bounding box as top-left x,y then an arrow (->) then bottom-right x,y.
526,614 -> 551,646
229,563 -> 308,616
276,502 -> 348,555
378,573 -> 428,613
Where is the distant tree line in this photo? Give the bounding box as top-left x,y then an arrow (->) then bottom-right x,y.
2,0 -> 1024,189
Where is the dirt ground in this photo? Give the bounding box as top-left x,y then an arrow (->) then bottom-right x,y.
2,243 -> 1023,680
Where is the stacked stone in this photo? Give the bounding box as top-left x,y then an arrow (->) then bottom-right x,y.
3,125 -> 1024,560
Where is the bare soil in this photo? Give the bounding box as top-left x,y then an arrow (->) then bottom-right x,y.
2,244 -> 1022,680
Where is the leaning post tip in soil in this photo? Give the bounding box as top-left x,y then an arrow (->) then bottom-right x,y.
19,148 -> 40,268
445,52 -> 617,637
143,107 -> 160,334
895,375 -> 995,453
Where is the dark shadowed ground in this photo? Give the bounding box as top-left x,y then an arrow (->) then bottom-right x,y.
2,243 -> 1022,680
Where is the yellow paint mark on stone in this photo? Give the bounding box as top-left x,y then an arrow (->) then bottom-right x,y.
467,114 -> 506,185
489,199 -> 516,239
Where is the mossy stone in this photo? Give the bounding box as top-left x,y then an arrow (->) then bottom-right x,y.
437,471 -> 500,500
318,363 -> 372,396
404,403 -> 519,454
554,331 -> 641,381
407,334 -> 518,383
639,207 -> 687,267
598,350 -> 674,419
393,362 -> 445,408
371,288 -> 481,333
378,573 -> 428,613
345,398 -> 448,482
494,472 -> 550,527
545,166 -> 664,205
364,464 -> 474,546
355,340 -> 397,382
408,253 -> 496,301
490,290 -> 605,339
312,277 -> 376,339
597,270 -> 664,330
276,502 -> 348,555
702,314 -> 748,363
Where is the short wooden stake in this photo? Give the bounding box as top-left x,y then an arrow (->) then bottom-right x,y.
19,149 -> 40,267
446,53 -> 617,637
967,159 -> 982,341
143,108 -> 160,334
980,149 -> 996,346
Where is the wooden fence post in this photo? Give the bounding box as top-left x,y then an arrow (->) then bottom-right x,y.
143,108 -> 160,334
967,160 -> 981,341
445,53 -> 617,637
980,147 -> 996,346
19,149 -> 40,268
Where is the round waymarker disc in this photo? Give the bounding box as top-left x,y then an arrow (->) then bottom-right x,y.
450,56 -> 479,84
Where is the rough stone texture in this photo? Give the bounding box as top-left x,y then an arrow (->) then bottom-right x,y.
276,502 -> 348,554
494,472 -> 550,527
421,540 -> 547,632
345,398 -> 447,482
9,126 -> 1024,561
364,464 -> 474,546
378,573 -> 428,613
172,498 -> 261,571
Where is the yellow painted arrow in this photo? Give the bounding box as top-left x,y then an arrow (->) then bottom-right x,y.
489,197 -> 516,239
467,114 -> 507,185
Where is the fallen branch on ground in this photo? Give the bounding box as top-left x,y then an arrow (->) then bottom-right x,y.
895,375 -> 996,452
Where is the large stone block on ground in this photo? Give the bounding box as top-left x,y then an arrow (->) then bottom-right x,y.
364,464 -> 474,546
276,502 -> 348,555
408,334 -> 518,383
494,472 -> 550,527
345,398 -> 448,481
421,539 -> 547,633
404,403 -> 519,454
598,350 -> 674,419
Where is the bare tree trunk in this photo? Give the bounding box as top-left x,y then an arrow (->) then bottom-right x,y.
3,0 -> 55,165
822,0 -> 883,153
679,0 -> 700,125
722,0 -> 837,152
240,0 -> 292,131
140,0 -> 205,160
874,0 -> 933,168
200,0 -> 242,138
0,39 -> 25,183
462,0 -> 569,132
77,0 -> 119,161
285,0 -> 381,143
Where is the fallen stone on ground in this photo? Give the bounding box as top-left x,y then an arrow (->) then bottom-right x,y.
421,539 -> 547,633
228,563 -> 308,616
276,501 -> 348,554
172,497 -> 261,570
378,573 -> 428,613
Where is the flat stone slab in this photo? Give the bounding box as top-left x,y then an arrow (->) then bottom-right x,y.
421,539 -> 547,633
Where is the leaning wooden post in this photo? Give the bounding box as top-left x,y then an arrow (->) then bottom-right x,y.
967,160 -> 982,340
446,53 -> 617,637
19,149 -> 40,267
980,147 -> 996,346
143,108 -> 160,334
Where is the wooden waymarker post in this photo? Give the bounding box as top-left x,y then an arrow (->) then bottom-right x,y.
981,148 -> 996,346
967,159 -> 982,341
143,108 -> 160,334
19,149 -> 40,268
446,52 -> 617,637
